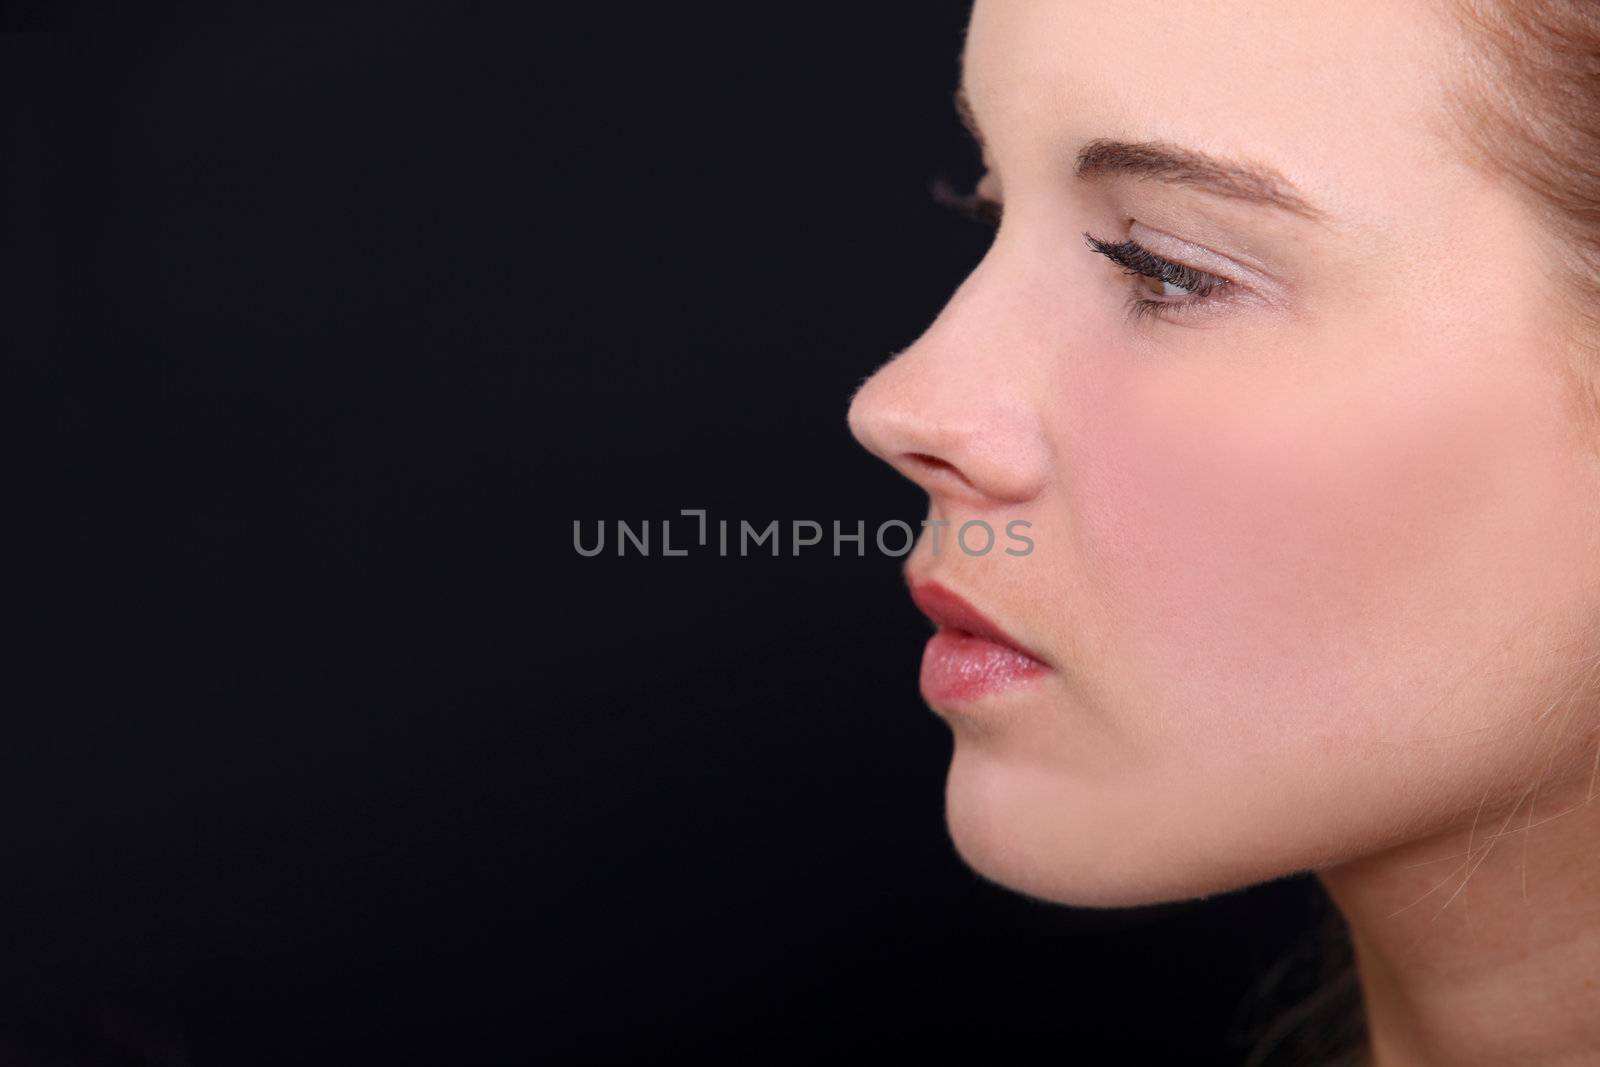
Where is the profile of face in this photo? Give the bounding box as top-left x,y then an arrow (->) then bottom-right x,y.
848,0 -> 1600,908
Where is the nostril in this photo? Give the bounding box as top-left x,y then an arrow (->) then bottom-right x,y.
907,452 -> 958,476
904,453 -> 975,491
898,450 -> 982,497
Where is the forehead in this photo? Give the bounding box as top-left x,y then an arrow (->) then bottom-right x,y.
962,0 -> 1474,219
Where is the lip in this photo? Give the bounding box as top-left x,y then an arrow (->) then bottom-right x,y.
907,579 -> 1050,703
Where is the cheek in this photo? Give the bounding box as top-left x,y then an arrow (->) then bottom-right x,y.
1062,336 -> 1597,751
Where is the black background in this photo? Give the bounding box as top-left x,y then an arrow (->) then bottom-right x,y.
7,4 -> 1333,1064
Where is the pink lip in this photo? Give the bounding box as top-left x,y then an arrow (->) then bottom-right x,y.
908,580 -> 1050,703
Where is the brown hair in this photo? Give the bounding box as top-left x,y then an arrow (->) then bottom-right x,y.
1446,0 -> 1600,426
1244,11 -> 1600,1063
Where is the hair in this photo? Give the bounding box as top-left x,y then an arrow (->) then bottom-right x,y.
1241,7 -> 1600,1063
1444,0 -> 1600,437
1235,891 -> 1367,1067
1440,0 -> 1600,874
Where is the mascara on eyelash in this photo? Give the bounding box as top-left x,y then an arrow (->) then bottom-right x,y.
925,186 -> 1228,319
1083,233 -> 1223,296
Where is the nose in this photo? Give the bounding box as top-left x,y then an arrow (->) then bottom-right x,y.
847,257 -> 1051,507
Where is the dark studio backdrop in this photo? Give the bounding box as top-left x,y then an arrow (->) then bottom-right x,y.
6,4 -> 1344,1064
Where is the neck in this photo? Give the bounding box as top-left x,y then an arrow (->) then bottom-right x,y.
1318,768 -> 1600,1067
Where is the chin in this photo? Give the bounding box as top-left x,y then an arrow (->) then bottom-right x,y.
942,740 -> 1298,909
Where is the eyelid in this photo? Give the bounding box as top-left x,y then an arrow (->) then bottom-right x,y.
1086,233 -> 1226,295
1125,221 -> 1282,298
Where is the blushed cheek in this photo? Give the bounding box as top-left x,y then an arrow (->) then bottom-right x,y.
1061,349 -> 1586,743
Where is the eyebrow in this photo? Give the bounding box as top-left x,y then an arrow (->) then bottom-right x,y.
1076,139 -> 1324,220
953,85 -> 1326,221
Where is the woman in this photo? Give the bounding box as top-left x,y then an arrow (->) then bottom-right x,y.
848,1 -> 1600,1064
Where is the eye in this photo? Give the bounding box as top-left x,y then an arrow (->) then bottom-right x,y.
1137,273 -> 1200,299
1084,232 -> 1231,323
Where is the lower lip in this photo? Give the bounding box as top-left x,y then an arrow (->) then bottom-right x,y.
920,628 -> 1049,703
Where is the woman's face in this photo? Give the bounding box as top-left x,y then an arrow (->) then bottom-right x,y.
849,0 -> 1600,906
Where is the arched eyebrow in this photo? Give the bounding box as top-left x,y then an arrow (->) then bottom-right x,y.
1075,138 -> 1325,220
953,85 -> 1327,222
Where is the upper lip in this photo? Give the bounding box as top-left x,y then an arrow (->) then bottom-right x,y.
906,578 -> 1050,667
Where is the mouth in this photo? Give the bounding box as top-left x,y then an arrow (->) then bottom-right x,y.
907,579 -> 1050,704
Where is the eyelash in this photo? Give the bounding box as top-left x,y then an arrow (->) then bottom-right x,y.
1082,233 -> 1230,323
932,183 -> 1232,323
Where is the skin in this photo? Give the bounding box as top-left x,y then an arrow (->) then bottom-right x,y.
846,1 -> 1600,1063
